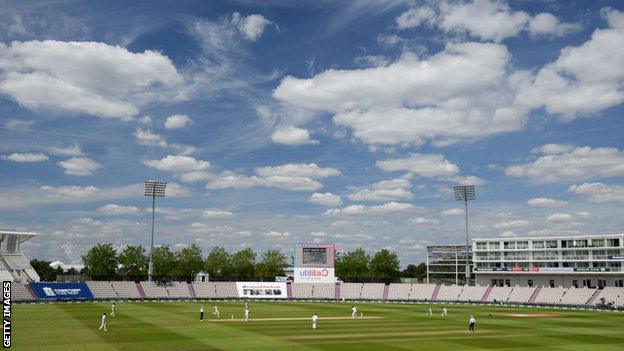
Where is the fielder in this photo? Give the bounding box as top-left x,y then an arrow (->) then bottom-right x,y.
98,313 -> 107,331
441,307 -> 448,317
244,307 -> 250,321
212,306 -> 221,318
312,313 -> 318,330
200,305 -> 205,321
426,307 -> 432,316
351,306 -> 358,318
468,315 -> 476,333
110,302 -> 116,317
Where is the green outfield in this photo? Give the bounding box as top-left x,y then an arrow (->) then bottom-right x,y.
12,301 -> 624,350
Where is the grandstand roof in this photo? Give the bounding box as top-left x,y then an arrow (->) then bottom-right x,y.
0,229 -> 36,242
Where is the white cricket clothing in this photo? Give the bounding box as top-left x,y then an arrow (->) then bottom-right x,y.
351,307 -> 357,318
99,315 -> 107,331
469,317 -> 476,324
244,308 -> 250,321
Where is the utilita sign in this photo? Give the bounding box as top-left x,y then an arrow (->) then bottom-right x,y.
294,267 -> 335,283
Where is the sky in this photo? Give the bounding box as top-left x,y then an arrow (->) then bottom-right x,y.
1,0 -> 624,266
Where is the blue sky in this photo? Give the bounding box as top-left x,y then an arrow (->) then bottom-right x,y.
1,0 -> 624,266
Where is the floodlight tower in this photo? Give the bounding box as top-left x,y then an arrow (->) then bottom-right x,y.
453,185 -> 475,284
145,180 -> 167,281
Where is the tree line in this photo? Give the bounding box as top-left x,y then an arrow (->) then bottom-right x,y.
30,244 -> 428,282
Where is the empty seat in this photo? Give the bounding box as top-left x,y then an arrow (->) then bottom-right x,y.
192,282 -> 217,298
409,284 -> 437,300
361,283 -> 384,300
387,283 -> 411,300
457,286 -> 487,302
341,283 -> 362,299
111,281 -> 142,299
86,281 -> 117,299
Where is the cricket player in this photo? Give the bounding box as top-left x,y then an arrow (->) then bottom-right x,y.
426,307 -> 432,316
98,313 -> 107,331
110,302 -> 116,317
312,313 -> 318,330
212,306 -> 221,318
441,307 -> 448,317
244,307 -> 250,321
351,306 -> 358,318
200,305 -> 205,321
468,315 -> 476,332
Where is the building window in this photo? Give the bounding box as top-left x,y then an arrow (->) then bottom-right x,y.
545,240 -> 558,248
489,242 -> 500,249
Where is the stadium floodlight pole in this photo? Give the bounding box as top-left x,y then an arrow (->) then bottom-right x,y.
144,180 -> 166,282
454,185 -> 476,284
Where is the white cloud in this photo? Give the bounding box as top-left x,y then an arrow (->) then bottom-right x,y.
396,6 -> 437,30
568,182 -> 624,203
164,114 -> 193,129
275,42 -> 527,147
2,152 -> 48,162
506,145 -> 624,183
377,154 -> 458,177
134,128 -> 196,155
41,185 -> 99,199
49,145 -> 82,156
527,197 -> 568,207
500,230 -> 517,238
5,118 -> 33,129
407,217 -> 441,225
164,182 -> 191,198
492,220 -> 530,229
546,213 -> 573,222
201,210 -> 235,218
0,40 -> 181,119
515,10 -> 624,119
134,128 -> 166,146
397,1 -> 579,42
263,230 -> 290,238
309,192 -> 342,207
348,178 -> 414,202
231,13 -> 272,41
528,13 -> 582,38
324,202 -> 416,216
97,204 -> 141,216
177,171 -> 212,183
255,163 -> 340,179
143,155 -> 210,172
531,143 -> 574,155
206,163 -> 340,192
58,157 -> 102,176
441,208 -> 464,216
310,231 -> 327,237
271,126 -> 318,145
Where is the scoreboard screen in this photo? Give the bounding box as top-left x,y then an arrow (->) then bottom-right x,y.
295,243 -> 335,268
302,247 -> 327,265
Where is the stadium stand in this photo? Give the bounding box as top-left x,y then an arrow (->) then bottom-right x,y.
0,263 -> 15,282
214,282 -> 237,298
360,283 -> 384,300
457,285 -> 487,302
341,283 -> 363,299
13,282 -> 35,301
313,283 -> 335,299
409,284 -> 437,300
111,281 -> 142,299
533,287 -> 567,305
592,287 -> 624,307
2,254 -> 40,282
507,286 -> 536,303
167,282 -> 192,298
140,281 -> 169,298
485,286 -> 512,303
560,288 -> 597,305
86,281 -> 117,299
436,285 -> 463,301
387,283 -> 411,300
192,282 -> 217,298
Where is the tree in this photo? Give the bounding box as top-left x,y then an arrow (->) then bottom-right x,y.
335,248 -> 370,282
370,249 -> 400,282
256,250 -> 287,280
82,243 -> 118,279
118,245 -> 148,278
30,259 -> 56,281
231,248 -> 256,280
152,245 -> 177,278
205,247 -> 232,280
176,244 -> 204,279
402,263 -> 427,281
